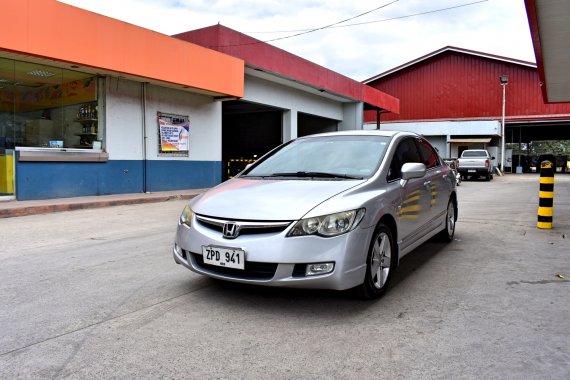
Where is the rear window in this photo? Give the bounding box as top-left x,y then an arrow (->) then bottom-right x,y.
462,150 -> 488,158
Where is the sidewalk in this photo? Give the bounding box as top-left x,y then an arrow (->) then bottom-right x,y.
0,189 -> 206,218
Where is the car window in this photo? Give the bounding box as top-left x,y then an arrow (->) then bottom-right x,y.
416,138 -> 440,169
387,137 -> 421,182
461,150 -> 487,157
244,135 -> 391,179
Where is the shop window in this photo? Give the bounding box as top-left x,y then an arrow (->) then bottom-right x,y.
0,58 -> 100,149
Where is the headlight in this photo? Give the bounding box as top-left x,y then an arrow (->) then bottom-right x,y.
179,205 -> 194,226
287,209 -> 365,238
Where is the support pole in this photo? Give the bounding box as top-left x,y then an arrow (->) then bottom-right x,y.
376,109 -> 381,130
500,82 -> 507,171
537,160 -> 555,229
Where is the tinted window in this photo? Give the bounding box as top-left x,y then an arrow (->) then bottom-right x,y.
387,138 -> 421,182
416,139 -> 440,169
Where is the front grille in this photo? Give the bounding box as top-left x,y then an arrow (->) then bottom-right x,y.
195,215 -> 292,238
189,252 -> 278,280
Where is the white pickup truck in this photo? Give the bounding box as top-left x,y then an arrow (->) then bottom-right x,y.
457,149 -> 495,181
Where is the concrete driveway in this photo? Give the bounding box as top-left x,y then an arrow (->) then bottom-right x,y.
0,174 -> 568,379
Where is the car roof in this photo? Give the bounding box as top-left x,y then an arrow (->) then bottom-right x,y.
300,130 -> 415,139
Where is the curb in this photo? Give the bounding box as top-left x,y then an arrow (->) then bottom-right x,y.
0,192 -> 201,219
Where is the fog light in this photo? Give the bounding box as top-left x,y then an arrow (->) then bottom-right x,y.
306,263 -> 334,276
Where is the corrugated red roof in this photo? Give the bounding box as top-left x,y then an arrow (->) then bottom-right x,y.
363,47 -> 570,124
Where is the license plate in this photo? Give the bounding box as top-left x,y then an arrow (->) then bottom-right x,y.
468,169 -> 476,173
202,246 -> 245,270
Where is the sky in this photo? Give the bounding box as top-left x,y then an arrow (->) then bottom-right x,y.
58,0 -> 535,81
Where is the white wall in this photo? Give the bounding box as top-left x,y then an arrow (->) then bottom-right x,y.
105,78 -> 221,161
339,102 -> 363,131
105,78 -> 144,160
244,76 -> 344,119
104,75 -> 367,162
144,84 -> 221,162
244,76 -> 346,140
367,120 -> 501,136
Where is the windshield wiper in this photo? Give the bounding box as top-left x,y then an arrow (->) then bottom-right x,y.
268,171 -> 363,179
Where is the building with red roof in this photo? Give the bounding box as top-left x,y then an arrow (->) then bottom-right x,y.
363,46 -> 570,170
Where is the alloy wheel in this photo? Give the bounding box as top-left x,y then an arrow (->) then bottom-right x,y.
370,232 -> 392,289
447,202 -> 456,238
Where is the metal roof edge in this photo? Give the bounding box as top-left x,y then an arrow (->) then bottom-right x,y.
175,24 -> 399,112
363,46 -> 537,84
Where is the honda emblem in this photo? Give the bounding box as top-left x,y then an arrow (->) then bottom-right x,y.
222,222 -> 240,239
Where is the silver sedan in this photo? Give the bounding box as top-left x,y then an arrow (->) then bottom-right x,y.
174,130 -> 457,298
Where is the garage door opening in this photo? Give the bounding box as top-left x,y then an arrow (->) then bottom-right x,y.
298,112 -> 338,137
507,121 -> 570,173
222,100 -> 283,180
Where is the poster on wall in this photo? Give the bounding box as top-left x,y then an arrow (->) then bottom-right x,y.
157,112 -> 190,157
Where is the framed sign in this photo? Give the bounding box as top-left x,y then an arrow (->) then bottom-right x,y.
157,112 -> 189,157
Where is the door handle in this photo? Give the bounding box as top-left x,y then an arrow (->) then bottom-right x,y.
423,180 -> 431,188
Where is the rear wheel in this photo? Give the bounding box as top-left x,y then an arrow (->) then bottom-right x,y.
356,223 -> 396,299
437,198 -> 457,242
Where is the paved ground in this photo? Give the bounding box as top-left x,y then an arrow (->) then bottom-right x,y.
0,174 -> 569,379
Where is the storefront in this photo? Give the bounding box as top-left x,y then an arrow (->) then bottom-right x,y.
0,59 -> 103,198
1,0 -> 244,201
1,0 -> 397,201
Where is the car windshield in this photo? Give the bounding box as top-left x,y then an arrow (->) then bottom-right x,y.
243,135 -> 391,179
462,150 -> 487,157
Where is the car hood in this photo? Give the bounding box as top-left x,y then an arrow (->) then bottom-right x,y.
191,178 -> 364,221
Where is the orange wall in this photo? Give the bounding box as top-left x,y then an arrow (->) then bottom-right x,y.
0,0 -> 244,97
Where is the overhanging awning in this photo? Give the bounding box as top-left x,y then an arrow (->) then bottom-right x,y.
448,138 -> 492,143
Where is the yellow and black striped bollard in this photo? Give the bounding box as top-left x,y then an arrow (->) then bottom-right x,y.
537,160 -> 554,229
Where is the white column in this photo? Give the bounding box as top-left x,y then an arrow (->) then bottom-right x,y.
338,102 -> 363,131
283,110 -> 297,142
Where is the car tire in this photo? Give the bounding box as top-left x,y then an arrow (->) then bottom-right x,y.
436,198 -> 457,242
355,223 -> 396,299
485,173 -> 491,181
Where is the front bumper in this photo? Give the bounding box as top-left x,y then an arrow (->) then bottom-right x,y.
173,218 -> 374,291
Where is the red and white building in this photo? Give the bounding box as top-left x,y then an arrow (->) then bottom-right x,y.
363,46 -> 570,169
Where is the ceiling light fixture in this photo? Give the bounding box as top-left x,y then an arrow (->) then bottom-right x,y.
27,70 -> 56,77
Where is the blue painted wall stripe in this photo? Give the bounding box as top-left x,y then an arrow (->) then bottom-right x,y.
15,160 -> 221,200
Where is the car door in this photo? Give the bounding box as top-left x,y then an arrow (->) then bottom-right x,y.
415,137 -> 449,232
387,137 -> 432,251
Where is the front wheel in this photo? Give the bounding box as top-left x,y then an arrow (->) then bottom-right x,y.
355,223 -> 396,299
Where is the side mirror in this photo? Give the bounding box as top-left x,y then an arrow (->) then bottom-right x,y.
401,163 -> 426,180
491,156 -> 496,160
399,163 -> 426,187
